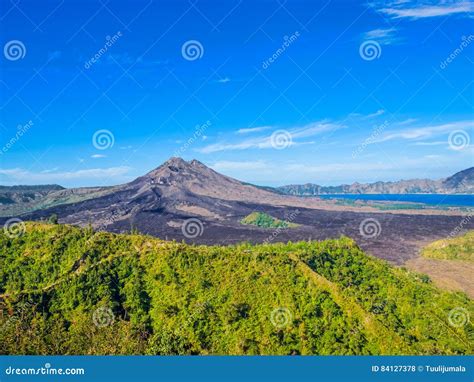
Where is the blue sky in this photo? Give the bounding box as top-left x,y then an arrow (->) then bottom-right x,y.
0,0 -> 473,187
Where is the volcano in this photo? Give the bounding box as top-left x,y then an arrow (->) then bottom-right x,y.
3,157 -> 473,265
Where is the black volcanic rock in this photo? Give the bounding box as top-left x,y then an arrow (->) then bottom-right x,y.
12,158 -> 291,232
1,158 -> 473,265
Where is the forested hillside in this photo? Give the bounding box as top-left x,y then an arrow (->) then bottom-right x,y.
0,223 -> 472,355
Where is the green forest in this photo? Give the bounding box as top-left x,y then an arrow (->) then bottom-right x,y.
0,222 -> 472,355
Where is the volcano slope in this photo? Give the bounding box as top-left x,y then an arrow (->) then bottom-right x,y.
8,157 -> 473,266
0,223 -> 472,355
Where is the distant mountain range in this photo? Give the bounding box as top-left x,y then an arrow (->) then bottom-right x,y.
277,167 -> 474,196
0,184 -> 64,205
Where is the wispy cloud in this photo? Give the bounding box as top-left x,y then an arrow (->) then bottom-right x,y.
373,120 -> 474,143
208,156 -> 455,185
349,109 -> 386,119
217,77 -> 231,84
364,109 -> 385,119
236,126 -> 272,134
362,28 -> 400,45
373,0 -> 473,19
411,141 -> 446,146
198,121 -> 344,153
211,160 -> 270,172
91,154 -> 106,158
0,166 -> 131,184
395,118 -> 418,126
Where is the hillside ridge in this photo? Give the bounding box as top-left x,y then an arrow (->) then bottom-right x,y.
277,167 -> 474,195
0,222 -> 472,355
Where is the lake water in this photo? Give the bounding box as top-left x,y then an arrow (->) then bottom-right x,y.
317,194 -> 474,207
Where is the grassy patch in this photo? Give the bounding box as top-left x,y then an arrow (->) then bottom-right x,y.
240,212 -> 299,229
422,230 -> 474,262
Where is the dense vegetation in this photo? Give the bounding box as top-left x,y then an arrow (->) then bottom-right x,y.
422,231 -> 473,262
0,223 -> 472,355
240,212 -> 299,228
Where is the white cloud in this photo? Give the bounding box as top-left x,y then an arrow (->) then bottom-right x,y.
411,141 -> 446,146
373,120 -> 474,143
0,166 -> 131,183
395,118 -> 418,126
211,160 -> 269,172
364,109 -> 386,119
284,162 -> 395,174
236,126 -> 272,134
217,77 -> 231,84
374,0 -> 473,19
291,122 -> 343,139
349,109 -> 386,119
91,154 -> 106,158
362,28 -> 399,45
198,121 -> 344,153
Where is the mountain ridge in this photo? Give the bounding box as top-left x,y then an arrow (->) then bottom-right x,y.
1,222 -> 472,355
1,158 -> 473,266
277,167 -> 474,196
